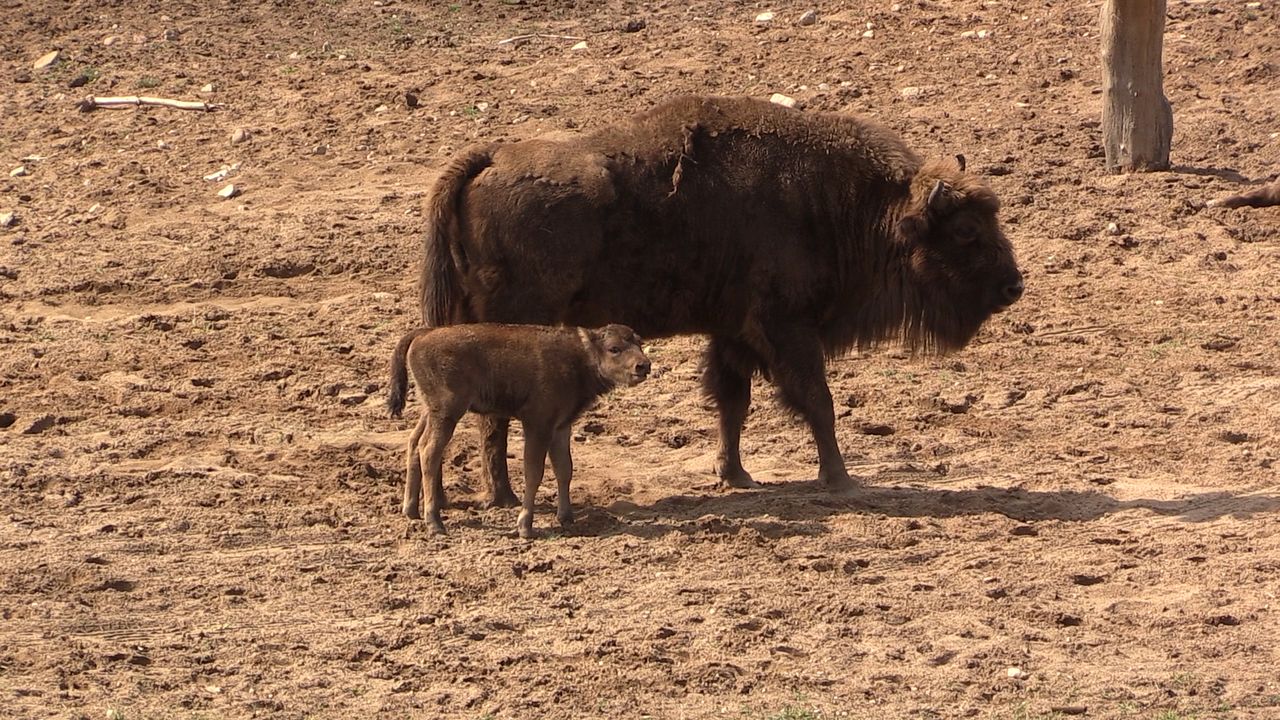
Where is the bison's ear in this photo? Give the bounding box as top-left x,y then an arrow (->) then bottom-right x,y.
896,213 -> 928,243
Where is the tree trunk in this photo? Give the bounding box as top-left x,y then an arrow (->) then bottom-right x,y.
1100,0 -> 1173,172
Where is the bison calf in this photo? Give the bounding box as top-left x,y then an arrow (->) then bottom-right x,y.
387,323 -> 650,538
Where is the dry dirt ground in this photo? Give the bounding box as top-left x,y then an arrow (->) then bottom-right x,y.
3,1 -> 1280,718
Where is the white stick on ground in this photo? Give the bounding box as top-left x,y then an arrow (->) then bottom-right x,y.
77,96 -> 218,112
496,33 -> 586,46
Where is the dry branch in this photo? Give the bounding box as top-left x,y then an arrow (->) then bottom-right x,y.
496,33 -> 585,46
78,95 -> 217,113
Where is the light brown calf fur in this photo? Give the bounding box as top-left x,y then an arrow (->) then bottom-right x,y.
387,323 -> 650,538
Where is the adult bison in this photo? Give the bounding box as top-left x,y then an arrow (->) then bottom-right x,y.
416,94 -> 1023,504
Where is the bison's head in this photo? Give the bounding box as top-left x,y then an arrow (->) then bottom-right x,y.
894,155 -> 1023,352
589,324 -> 651,387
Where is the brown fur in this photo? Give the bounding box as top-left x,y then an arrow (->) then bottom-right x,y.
387,323 -> 649,537
1209,179 -> 1280,209
416,94 -> 1023,496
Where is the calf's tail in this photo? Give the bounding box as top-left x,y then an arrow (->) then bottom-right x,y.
387,329 -> 431,419
421,145 -> 495,326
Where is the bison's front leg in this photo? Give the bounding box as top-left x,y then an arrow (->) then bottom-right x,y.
549,426 -> 574,528
478,415 -> 520,508
704,336 -> 763,489
518,428 -> 551,539
759,326 -> 859,492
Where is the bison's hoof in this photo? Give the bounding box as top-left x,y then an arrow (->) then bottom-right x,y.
488,489 -> 521,509
403,504 -> 422,520
720,471 -> 763,490
820,468 -> 861,493
557,511 -> 574,527
426,520 -> 447,536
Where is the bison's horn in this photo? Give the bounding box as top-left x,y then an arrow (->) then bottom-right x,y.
955,153 -> 966,172
927,179 -> 947,210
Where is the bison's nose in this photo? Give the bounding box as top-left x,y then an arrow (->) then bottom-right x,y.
636,360 -> 651,377
1002,278 -> 1025,304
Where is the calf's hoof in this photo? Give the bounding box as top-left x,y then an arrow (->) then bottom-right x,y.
517,510 -> 535,539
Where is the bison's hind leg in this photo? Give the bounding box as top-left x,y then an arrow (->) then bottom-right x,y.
419,410 -> 461,536
479,415 -> 520,508
549,426 -> 574,528
402,413 -> 430,519
704,337 -> 763,489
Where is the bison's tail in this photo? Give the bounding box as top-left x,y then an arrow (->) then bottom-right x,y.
388,328 -> 431,419
420,146 -> 495,326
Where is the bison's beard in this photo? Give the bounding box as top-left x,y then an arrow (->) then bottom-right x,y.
900,299 -> 993,355
836,272 -> 996,357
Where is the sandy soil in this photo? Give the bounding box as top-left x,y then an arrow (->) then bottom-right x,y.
3,1 -> 1280,718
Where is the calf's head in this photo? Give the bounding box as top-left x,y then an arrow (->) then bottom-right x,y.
586,324 -> 651,387
895,156 -> 1024,352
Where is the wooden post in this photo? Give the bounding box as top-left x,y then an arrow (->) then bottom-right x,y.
1100,0 -> 1172,172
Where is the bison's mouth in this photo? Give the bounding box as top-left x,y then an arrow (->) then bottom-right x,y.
628,373 -> 649,386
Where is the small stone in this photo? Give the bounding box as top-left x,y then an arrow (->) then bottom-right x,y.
755,11 -> 775,22
900,86 -> 925,100
976,29 -> 991,38
1246,1 -> 1260,6
217,184 -> 240,200
1007,667 -> 1027,680
230,128 -> 250,145
769,93 -> 797,108
862,29 -> 875,38
88,204 -> 102,214
0,211 -> 15,228
475,101 -> 489,112
374,104 -> 389,113
1010,524 -> 1038,537
861,423 -> 895,436
68,70 -> 92,88
33,50 -> 62,72
22,414 -> 58,435
103,35 -> 121,46
798,9 -> 818,25
157,139 -> 170,150
10,166 -> 29,178
960,30 -> 977,39
405,91 -> 419,108
571,40 -> 588,50
890,2 -> 902,10
312,144 -> 328,156
14,71 -> 32,83
1105,222 -> 1121,235
338,392 -> 368,407
622,18 -> 646,32
200,83 -> 215,93
163,28 -> 181,41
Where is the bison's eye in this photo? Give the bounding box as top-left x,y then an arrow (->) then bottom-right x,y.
952,218 -> 979,246
608,346 -> 623,355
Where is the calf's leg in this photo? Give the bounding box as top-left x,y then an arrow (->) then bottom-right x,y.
518,427 -> 551,539
548,426 -> 574,527
418,411 -> 460,535
402,413 -> 429,519
704,336 -> 762,489
479,415 -> 520,508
